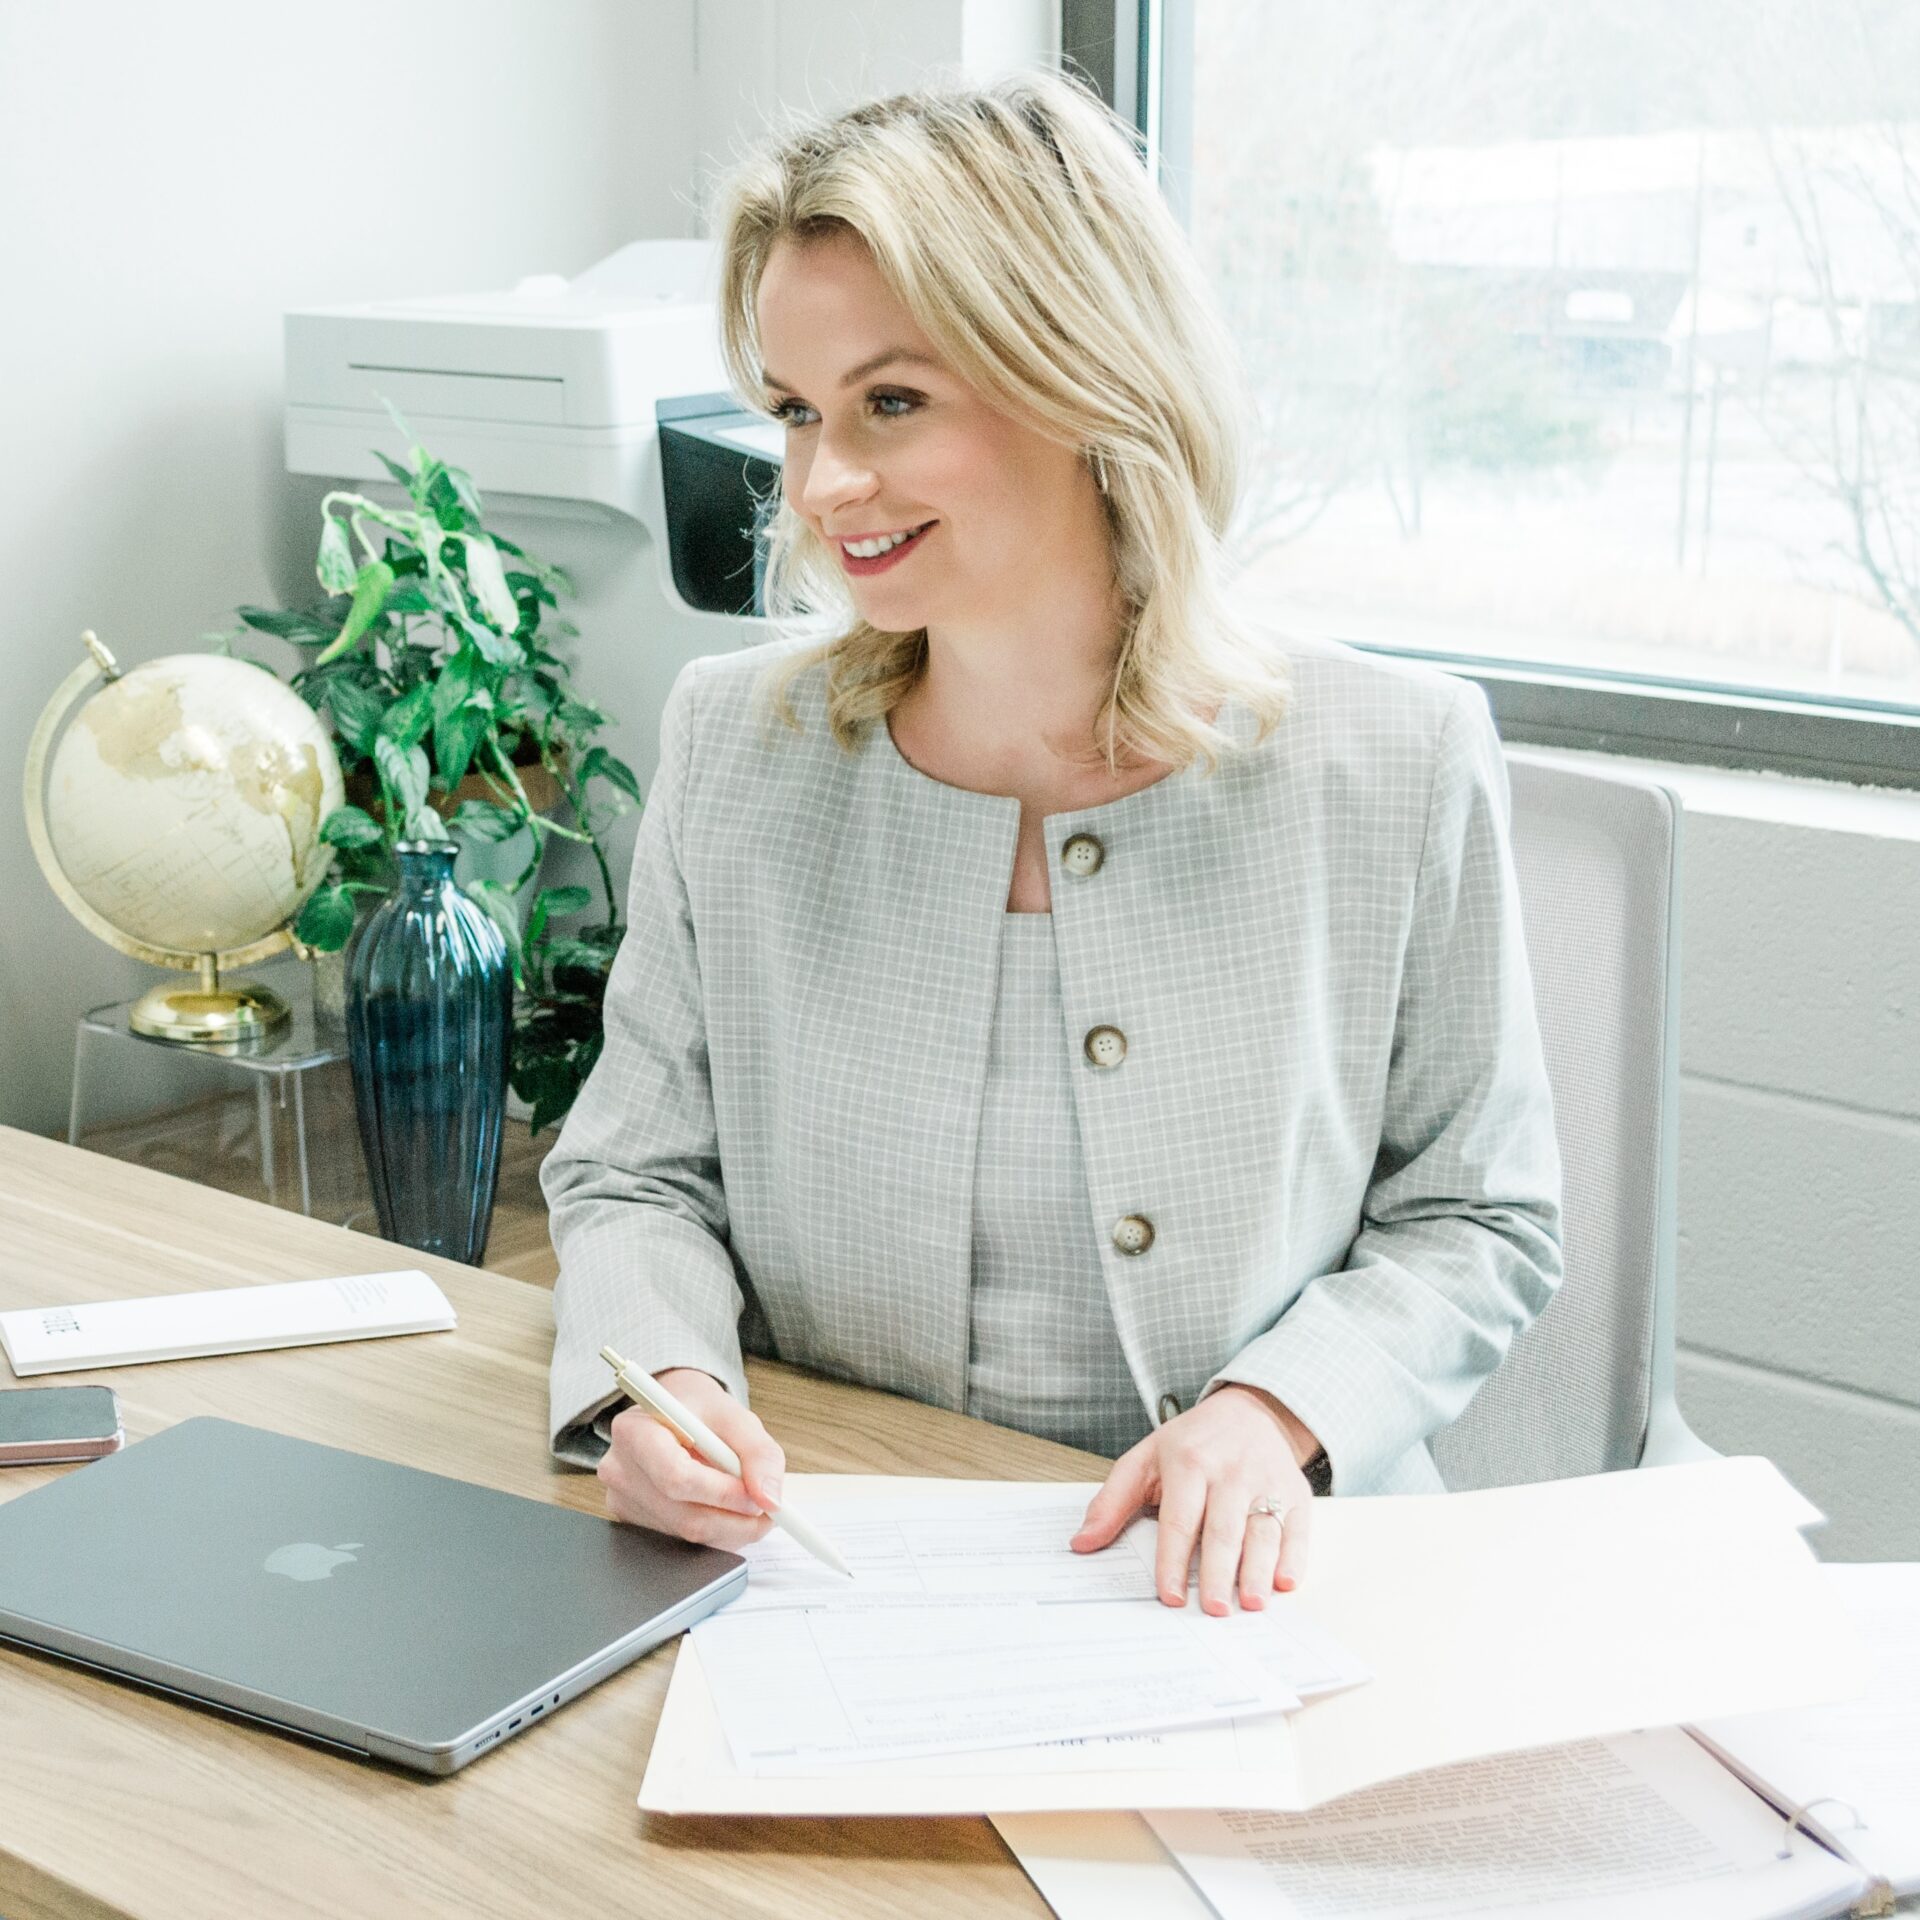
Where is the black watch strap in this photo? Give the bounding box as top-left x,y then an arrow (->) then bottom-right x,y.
1302,1447 -> 1333,1497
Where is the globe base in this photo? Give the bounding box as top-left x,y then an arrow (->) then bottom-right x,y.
128,979 -> 290,1049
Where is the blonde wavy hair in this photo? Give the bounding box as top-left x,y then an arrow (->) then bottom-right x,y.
710,65 -> 1291,776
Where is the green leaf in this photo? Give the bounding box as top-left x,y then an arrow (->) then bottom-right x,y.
528,1080 -> 581,1138
326,677 -> 388,754
383,581 -> 434,615
580,745 -> 641,806
463,617 -> 523,669
544,935 -> 618,980
373,448 -> 416,492
504,570 -> 557,609
378,397 -> 427,487
422,460 -> 467,531
237,601 -> 347,645
294,883 -> 357,951
447,799 -> 524,847
463,879 -> 525,984
525,884 -> 592,953
319,804 -> 384,850
314,559 -> 395,664
459,531 -> 520,635
316,516 -> 357,595
446,464 -> 484,522
433,702 -> 489,792
379,681 -> 435,752
374,735 -> 430,825
430,648 -> 475,721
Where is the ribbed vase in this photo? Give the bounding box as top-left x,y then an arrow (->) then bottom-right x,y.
345,842 -> 512,1263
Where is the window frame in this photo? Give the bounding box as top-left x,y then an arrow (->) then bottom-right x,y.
1065,0 -> 1920,790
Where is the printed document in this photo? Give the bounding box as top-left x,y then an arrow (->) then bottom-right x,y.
693,1482 -> 1369,1765
1144,1728 -> 1870,1920
692,1598 -> 1304,1767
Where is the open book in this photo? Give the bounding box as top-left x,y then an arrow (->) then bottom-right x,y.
994,1563 -> 1917,1920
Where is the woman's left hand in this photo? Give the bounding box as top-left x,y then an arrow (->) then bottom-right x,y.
1070,1385 -> 1321,1613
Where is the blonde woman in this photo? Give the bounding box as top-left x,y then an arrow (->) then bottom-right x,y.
543,69 -> 1563,1615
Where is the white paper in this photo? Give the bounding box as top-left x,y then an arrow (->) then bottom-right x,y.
991,1811 -> 1214,1920
735,1490 -> 1370,1695
694,1481 -> 1368,1768
729,1486 -> 1168,1611
692,1597 -> 1303,1768
638,1458 -> 1866,1818
0,1270 -> 455,1375
1691,1562 -> 1920,1895
1146,1728 -> 1869,1920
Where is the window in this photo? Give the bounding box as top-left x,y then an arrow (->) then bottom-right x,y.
1102,0 -> 1920,783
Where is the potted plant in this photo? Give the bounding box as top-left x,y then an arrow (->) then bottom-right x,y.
218,403 -> 639,1136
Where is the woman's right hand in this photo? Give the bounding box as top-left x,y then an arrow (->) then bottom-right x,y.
596,1367 -> 787,1549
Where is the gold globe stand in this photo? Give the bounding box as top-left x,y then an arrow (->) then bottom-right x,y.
24,632 -> 297,1049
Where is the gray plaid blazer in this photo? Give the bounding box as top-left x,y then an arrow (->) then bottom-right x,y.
543,630 -> 1564,1494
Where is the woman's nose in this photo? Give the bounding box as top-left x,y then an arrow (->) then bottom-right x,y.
798,431 -> 877,521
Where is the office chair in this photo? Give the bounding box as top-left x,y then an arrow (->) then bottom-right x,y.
1431,750 -> 1717,1492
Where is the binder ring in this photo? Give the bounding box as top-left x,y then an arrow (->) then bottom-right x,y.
1775,1794 -> 1865,1862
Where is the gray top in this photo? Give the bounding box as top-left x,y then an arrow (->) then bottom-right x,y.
967,911 -> 1148,1459
544,631 -> 1563,1499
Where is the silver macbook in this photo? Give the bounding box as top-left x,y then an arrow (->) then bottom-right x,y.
0,1415 -> 745,1773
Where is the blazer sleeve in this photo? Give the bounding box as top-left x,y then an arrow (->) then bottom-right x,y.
541,656 -> 750,1467
1204,679 -> 1565,1492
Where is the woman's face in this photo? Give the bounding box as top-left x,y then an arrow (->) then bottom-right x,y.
756,228 -> 1109,636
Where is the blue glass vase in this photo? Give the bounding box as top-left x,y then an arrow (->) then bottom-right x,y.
345,842 -> 513,1264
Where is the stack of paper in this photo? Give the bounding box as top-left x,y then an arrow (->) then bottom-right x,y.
638,1456 -> 1862,1820
688,1484 -> 1370,1769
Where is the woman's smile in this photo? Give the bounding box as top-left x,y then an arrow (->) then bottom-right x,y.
835,518 -> 938,576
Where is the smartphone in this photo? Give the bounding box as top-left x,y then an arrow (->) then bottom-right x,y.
0,1385 -> 125,1465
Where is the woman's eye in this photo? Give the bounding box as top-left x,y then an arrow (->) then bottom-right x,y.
769,391 -> 917,426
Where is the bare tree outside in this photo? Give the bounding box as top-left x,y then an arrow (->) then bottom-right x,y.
1189,0 -> 1920,706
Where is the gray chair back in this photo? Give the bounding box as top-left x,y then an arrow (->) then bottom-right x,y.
1432,750 -> 1708,1491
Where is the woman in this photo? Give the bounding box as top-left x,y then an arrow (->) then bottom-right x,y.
543,70 -> 1563,1616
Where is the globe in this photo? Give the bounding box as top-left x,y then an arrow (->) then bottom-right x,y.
26,633 -> 345,1044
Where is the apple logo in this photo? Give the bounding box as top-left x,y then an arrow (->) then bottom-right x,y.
263,1542 -> 363,1582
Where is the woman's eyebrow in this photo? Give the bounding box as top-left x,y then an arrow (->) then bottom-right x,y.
761,347 -> 941,392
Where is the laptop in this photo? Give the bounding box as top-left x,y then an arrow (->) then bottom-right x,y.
0,1415 -> 745,1773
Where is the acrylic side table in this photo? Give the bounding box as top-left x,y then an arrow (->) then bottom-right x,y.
68,969 -> 363,1221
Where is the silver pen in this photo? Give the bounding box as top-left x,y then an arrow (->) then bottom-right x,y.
599,1346 -> 854,1580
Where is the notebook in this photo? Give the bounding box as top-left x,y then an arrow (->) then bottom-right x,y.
994,1562 -> 1918,1920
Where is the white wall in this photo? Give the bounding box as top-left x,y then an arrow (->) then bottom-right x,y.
689,0 -> 1058,223
0,0 -> 702,1135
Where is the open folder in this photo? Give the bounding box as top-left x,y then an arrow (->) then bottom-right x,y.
638,1455 -> 1860,1818
995,1564 -> 1919,1919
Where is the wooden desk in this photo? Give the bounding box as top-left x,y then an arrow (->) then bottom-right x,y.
0,1127 -> 1098,1920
